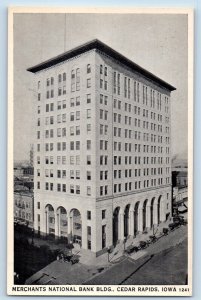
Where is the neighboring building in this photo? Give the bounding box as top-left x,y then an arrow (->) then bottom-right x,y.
14,165 -> 34,181
27,39 -> 175,256
14,191 -> 34,227
30,144 -> 34,167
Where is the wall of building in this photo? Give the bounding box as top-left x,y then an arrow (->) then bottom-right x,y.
31,46 -> 173,255
14,192 -> 34,226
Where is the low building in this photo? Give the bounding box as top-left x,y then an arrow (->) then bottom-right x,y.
14,191 -> 34,227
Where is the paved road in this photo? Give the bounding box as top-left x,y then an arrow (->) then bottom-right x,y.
85,225 -> 188,285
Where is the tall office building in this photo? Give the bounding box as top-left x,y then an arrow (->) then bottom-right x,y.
27,39 -> 175,256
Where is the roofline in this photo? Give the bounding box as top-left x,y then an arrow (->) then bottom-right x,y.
27,39 -> 176,92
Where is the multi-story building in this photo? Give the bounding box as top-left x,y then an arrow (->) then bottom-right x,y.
14,191 -> 34,227
27,39 -> 175,256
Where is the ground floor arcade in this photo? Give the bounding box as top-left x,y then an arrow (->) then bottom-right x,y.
34,187 -> 171,256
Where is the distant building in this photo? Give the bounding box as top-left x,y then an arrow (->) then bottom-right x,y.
30,144 -> 34,167
14,191 -> 34,227
27,39 -> 175,256
14,166 -> 34,181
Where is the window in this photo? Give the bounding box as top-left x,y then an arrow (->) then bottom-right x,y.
76,96 -> 80,106
62,156 -> 66,165
37,202 -> 40,209
87,226 -> 91,235
76,68 -> 80,91
70,112 -> 74,121
87,186 -> 91,196
62,184 -> 66,192
76,141 -> 80,150
70,156 -> 74,165
87,240 -> 91,250
87,171 -> 91,180
62,114 -> 66,123
76,126 -> 80,135
87,94 -> 91,104
100,79 -> 103,89
100,186 -> 103,196
87,155 -> 91,165
87,124 -> 91,133
87,64 -> 91,73
87,140 -> 91,150
58,74 -> 62,83
63,100 -> 66,109
102,210 -> 106,219
87,109 -> 91,119
70,98 -> 75,107
104,66 -> 107,76
76,111 -> 80,120
87,78 -> 91,88
76,155 -> 80,165
63,72 -> 66,81
87,211 -> 91,220
100,64 -> 103,74
70,185 -> 74,194
70,141 -> 74,150
58,87 -> 62,96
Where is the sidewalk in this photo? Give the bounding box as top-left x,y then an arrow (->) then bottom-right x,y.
109,219 -> 172,263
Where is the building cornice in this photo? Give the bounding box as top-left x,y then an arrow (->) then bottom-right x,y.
27,39 -> 176,92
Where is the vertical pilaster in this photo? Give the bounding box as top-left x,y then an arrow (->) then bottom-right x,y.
45,211 -> 49,235
153,203 -> 158,225
146,205 -> 151,229
119,212 -> 124,240
138,208 -> 143,232
129,209 -> 134,236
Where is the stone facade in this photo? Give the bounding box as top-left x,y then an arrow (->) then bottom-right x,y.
27,40 -> 175,256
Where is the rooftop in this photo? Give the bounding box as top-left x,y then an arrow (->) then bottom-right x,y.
27,39 -> 176,92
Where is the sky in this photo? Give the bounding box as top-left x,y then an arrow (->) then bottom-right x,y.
13,12 -> 188,162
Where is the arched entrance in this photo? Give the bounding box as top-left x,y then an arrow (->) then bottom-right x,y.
143,199 -> 148,231
134,202 -> 140,236
124,204 -> 130,238
56,206 -> 67,240
150,197 -> 155,228
113,207 -> 120,246
69,209 -> 82,245
45,204 -> 55,238
157,196 -> 162,224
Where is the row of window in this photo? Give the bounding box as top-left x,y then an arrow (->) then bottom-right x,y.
38,165 -> 170,181
37,153 -> 169,167
38,177 -> 171,193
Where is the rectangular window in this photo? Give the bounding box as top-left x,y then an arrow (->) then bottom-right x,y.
87,186 -> 91,196
70,185 -> 74,194
87,171 -> 91,180
102,210 -> 106,219
87,155 -> 91,165
87,64 -> 91,73
87,94 -> 91,104
76,96 -> 80,106
76,111 -> 80,120
87,124 -> 91,133
87,109 -> 91,119
87,211 -> 91,220
87,78 -> 91,88
87,140 -> 91,150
